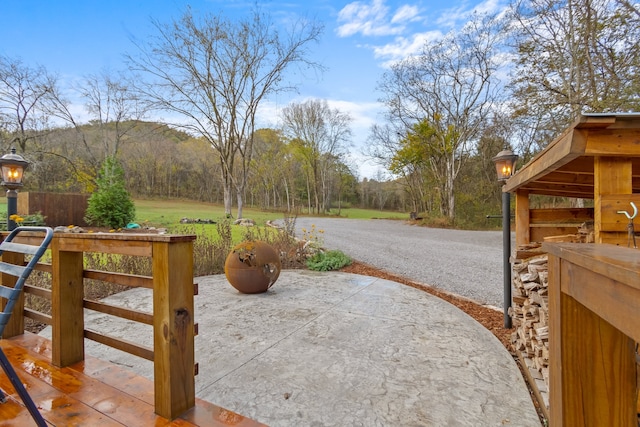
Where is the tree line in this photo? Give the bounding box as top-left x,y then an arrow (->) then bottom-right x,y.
1,0 -> 639,227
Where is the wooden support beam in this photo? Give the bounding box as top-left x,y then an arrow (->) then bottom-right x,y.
599,194 -> 640,234
152,240 -> 195,420
585,129 -> 640,155
504,129 -> 587,193
0,251 -> 25,338
594,157 -> 632,244
515,190 -> 530,246
51,238 -> 85,367
547,255 -> 564,424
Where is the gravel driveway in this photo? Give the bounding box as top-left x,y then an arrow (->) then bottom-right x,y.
293,217 -> 509,308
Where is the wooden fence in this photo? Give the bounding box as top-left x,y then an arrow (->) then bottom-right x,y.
17,192 -> 90,226
0,231 -> 197,420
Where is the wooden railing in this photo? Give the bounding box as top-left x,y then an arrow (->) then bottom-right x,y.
543,242 -> 639,426
0,231 -> 197,420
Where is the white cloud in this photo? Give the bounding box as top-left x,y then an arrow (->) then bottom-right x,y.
255,99 -> 284,129
336,0 -> 512,67
472,0 -> 505,16
336,0 -> 421,37
353,0 -> 510,66
371,30 -> 442,64
327,99 -> 382,133
391,5 -> 420,24
437,0 -> 507,28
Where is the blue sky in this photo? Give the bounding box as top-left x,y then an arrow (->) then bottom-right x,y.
1,0 -> 506,178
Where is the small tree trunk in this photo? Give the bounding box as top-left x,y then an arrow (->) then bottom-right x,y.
283,177 -> 291,212
223,181 -> 233,217
236,190 -> 244,220
306,175 -> 312,214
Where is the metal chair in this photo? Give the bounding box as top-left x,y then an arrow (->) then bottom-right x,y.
0,226 -> 53,427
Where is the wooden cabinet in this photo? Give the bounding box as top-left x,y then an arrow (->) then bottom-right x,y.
544,242 -> 639,426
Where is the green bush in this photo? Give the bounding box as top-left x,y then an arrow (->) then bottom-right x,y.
85,157 -> 136,228
306,250 -> 352,271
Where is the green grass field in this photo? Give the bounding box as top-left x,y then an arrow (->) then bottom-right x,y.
134,199 -> 405,227
135,199 -> 405,241
133,198 -> 269,227
0,196 -> 405,235
324,207 -> 405,220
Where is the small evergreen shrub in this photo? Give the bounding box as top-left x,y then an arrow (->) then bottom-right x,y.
85,156 -> 136,228
306,250 -> 352,271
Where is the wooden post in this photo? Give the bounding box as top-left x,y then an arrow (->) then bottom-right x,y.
594,156 -> 632,244
51,237 -> 85,367
515,189 -> 530,246
0,251 -> 25,338
152,240 -> 195,420
547,254 -> 564,424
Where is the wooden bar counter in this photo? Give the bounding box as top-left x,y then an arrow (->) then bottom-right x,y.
543,242 -> 639,426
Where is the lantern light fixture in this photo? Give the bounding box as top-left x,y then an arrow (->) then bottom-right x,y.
492,149 -> 518,182
492,148 -> 518,329
0,148 -> 29,231
0,148 -> 29,190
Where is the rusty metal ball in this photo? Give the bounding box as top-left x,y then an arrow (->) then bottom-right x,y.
224,241 -> 281,294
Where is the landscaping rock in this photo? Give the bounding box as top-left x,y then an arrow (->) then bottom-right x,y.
234,218 -> 255,226
53,225 -> 86,233
180,217 -> 216,224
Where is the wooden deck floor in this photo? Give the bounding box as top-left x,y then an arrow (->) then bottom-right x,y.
0,333 -> 265,426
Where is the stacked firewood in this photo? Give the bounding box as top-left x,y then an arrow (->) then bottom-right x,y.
510,221 -> 594,390
510,246 -> 550,393
542,220 -> 594,243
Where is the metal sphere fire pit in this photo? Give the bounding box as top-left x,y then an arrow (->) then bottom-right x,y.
224,240 -> 281,294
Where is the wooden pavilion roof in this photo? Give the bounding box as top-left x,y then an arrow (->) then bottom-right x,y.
503,113 -> 640,199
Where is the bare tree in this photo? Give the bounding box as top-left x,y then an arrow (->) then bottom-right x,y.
0,55 -> 56,153
248,128 -> 293,211
42,69 -> 146,180
0,56 -> 85,192
80,71 -> 146,159
366,123 -> 401,171
376,14 -> 504,220
127,7 -> 323,218
617,0 -> 640,19
510,0 -> 640,134
281,99 -> 352,214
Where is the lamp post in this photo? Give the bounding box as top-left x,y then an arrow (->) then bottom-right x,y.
492,149 -> 518,329
0,148 -> 29,231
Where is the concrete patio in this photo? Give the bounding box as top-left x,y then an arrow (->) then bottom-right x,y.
41,270 -> 540,426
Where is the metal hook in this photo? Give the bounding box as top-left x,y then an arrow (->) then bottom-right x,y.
617,201 -> 638,220
617,202 -> 638,248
